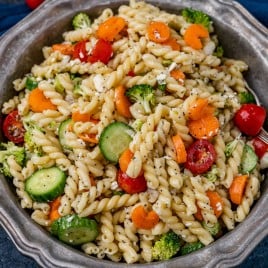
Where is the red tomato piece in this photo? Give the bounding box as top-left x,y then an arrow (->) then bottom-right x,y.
252,137 -> 268,158
234,104 -> 266,136
3,110 -> 25,144
88,39 -> 113,64
25,0 -> 44,10
117,169 -> 147,194
185,139 -> 216,174
73,40 -> 88,62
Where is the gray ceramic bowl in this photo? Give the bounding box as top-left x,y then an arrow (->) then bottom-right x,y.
0,0 -> 267,267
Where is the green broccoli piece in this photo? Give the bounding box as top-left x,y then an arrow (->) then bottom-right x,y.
24,123 -> 44,156
72,12 -> 91,30
182,8 -> 212,29
202,221 -> 221,236
180,241 -> 204,255
213,45 -> 224,58
25,75 -> 38,90
125,84 -> 156,114
72,77 -> 83,96
204,165 -> 218,182
224,135 -> 241,158
0,142 -> 25,177
131,119 -> 144,131
238,92 -> 256,104
152,231 -> 182,261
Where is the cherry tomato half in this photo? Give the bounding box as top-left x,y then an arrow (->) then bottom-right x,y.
73,40 -> 88,62
88,39 -> 113,65
185,139 -> 216,174
3,110 -> 25,144
117,169 -> 147,194
25,0 -> 44,10
234,104 -> 266,136
252,137 -> 268,158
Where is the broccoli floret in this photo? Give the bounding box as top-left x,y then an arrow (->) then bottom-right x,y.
126,84 -> 156,114
25,75 -> 38,90
72,77 -> 83,96
204,165 -> 218,182
238,92 -> 256,104
72,12 -> 91,30
224,135 -> 241,158
0,142 -> 25,177
180,241 -> 204,255
24,123 -> 44,156
213,45 -> 224,58
152,231 -> 182,261
202,221 -> 221,236
182,8 -> 211,29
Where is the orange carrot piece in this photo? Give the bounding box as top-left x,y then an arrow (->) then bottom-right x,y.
188,98 -> 209,120
147,21 -> 171,43
114,85 -> 132,118
72,111 -> 92,122
194,203 -> 203,221
206,191 -> 224,218
97,16 -> 127,42
170,69 -> 185,84
49,196 -> 61,222
188,114 -> 220,139
229,175 -> 248,205
28,88 -> 57,112
172,134 -> 187,163
131,205 -> 159,230
78,133 -> 98,144
119,148 -> 134,173
162,37 -> 181,50
52,43 -> 74,56
184,24 -> 209,50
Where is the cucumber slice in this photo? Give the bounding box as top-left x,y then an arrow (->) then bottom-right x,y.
99,121 -> 135,163
58,118 -> 73,151
51,214 -> 98,246
240,144 -> 258,174
25,167 -> 66,202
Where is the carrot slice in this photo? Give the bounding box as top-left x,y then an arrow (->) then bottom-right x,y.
97,16 -> 127,42
162,37 -> 181,50
72,111 -> 92,122
206,191 -> 224,218
170,69 -> 185,85
131,205 -> 159,230
188,98 -> 209,120
147,21 -> 171,43
184,24 -> 209,50
188,114 -> 219,139
49,196 -> 61,222
52,43 -> 74,56
119,148 -> 134,173
229,175 -> 248,205
172,134 -> 187,163
194,203 -> 203,221
114,85 -> 132,118
28,88 -> 57,112
78,133 -> 98,144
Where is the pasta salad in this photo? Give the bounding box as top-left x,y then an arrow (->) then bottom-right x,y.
1,0 -> 267,264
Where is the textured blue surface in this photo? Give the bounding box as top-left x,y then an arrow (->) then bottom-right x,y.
0,0 -> 267,267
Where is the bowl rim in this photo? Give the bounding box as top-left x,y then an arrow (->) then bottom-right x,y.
0,0 -> 267,267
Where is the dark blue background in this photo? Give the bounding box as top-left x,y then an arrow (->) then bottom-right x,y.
0,0 -> 267,267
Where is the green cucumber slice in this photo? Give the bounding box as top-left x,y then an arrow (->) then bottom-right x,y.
99,121 -> 135,163
58,118 -> 73,151
25,167 -> 66,202
240,144 -> 258,174
51,214 -> 98,246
